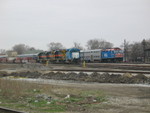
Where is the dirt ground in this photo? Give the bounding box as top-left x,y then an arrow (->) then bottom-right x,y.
0,63 -> 150,113
33,78 -> 150,113
62,83 -> 150,113
7,78 -> 150,113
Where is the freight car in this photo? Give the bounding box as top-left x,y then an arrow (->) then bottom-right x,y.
15,54 -> 38,63
0,54 -> 8,63
0,54 -> 16,63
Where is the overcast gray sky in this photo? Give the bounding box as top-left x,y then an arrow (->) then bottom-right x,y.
0,0 -> 150,50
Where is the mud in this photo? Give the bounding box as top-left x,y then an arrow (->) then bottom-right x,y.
41,72 -> 150,84
0,71 -> 150,84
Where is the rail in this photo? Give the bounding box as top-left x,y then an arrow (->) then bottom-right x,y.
52,68 -> 150,74
0,107 -> 27,113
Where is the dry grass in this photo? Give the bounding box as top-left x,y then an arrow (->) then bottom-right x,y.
0,79 -> 38,98
0,78 -> 106,113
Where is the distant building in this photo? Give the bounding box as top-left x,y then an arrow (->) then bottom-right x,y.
6,51 -> 18,57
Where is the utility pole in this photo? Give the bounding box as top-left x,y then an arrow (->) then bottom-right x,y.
142,39 -> 146,63
124,39 -> 127,62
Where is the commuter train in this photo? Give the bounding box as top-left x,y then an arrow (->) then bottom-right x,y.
0,47 -> 124,63
80,48 -> 123,62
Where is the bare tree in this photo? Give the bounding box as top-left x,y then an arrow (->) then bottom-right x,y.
87,39 -> 100,49
86,39 -> 113,49
122,39 -> 148,63
12,44 -> 27,54
99,40 -> 113,49
130,42 -> 143,62
142,39 -> 147,62
48,42 -> 65,50
123,40 -> 130,62
145,39 -> 150,48
73,42 -> 83,50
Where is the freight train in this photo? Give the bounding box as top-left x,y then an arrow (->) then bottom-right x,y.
0,47 -> 124,63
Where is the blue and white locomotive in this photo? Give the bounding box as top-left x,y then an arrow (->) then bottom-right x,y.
101,48 -> 123,62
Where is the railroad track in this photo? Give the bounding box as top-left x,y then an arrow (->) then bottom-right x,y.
0,107 -> 27,113
52,68 -> 150,74
87,63 -> 150,67
86,63 -> 150,70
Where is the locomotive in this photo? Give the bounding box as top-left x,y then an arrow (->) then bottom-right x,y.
38,48 -> 80,63
101,48 -> 123,62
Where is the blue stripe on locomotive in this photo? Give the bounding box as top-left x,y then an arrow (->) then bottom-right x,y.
101,50 -> 115,59
66,48 -> 80,60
